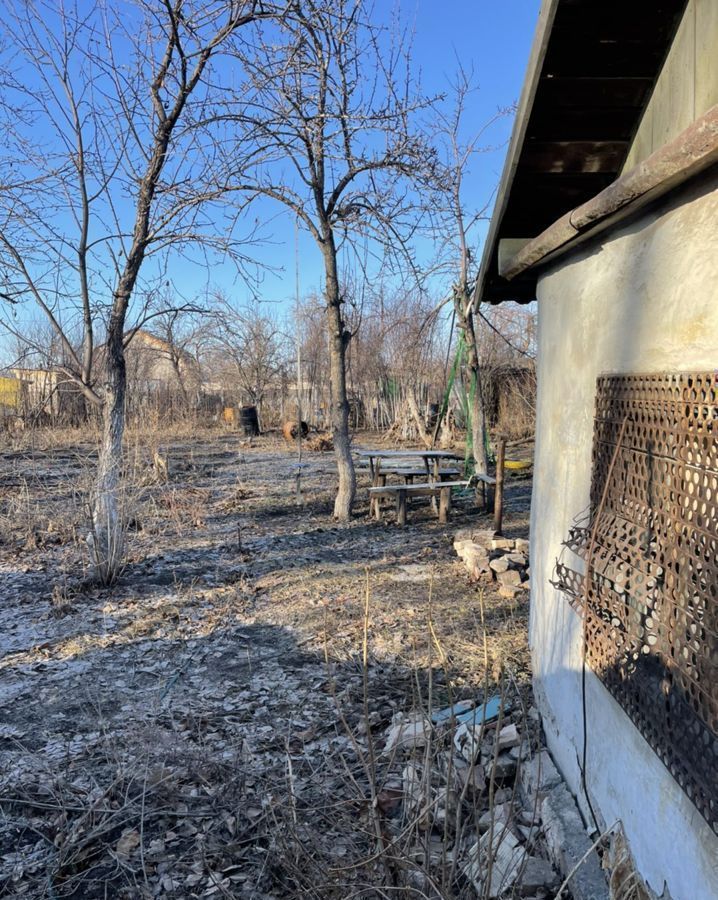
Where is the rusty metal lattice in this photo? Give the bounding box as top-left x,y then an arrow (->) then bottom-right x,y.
554,372 -> 718,834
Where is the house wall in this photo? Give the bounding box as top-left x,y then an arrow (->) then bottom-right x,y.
531,168 -> 718,900
0,375 -> 21,414
622,0 -> 718,173
126,332 -> 200,390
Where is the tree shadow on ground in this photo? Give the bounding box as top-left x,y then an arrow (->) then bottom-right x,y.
0,613 -> 532,900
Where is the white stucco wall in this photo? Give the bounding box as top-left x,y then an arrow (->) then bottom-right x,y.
531,169 -> 718,900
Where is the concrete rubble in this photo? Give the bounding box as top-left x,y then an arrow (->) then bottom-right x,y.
464,828 -> 523,897
520,753 -> 610,900
540,784 -> 609,900
452,526 -> 612,899
373,690 -> 608,899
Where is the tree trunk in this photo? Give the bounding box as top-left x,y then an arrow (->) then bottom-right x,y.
465,324 -> 489,475
91,329 -> 126,584
455,290 -> 488,475
170,352 -> 189,409
323,240 -> 355,521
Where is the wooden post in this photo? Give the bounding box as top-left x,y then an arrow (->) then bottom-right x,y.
426,455 -> 439,513
397,489 -> 407,527
494,437 -> 506,535
295,217 -> 304,505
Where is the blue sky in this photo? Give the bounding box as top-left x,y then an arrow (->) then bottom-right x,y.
188,0 -> 542,311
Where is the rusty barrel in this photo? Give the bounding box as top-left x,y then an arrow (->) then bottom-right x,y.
282,420 -> 309,441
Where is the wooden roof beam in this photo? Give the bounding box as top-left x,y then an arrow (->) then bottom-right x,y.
520,140 -> 629,173
499,102 -> 718,281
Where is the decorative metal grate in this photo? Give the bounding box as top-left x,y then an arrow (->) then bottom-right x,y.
554,372 -> 718,834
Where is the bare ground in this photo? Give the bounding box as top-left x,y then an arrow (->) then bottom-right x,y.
0,428 -> 540,899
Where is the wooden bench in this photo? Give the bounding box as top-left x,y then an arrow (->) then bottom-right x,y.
367,467 -> 462,516
389,467 -> 461,483
368,480 -> 469,526
471,472 -> 497,510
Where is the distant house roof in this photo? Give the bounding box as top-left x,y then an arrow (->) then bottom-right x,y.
127,329 -> 177,354
476,0 -> 689,306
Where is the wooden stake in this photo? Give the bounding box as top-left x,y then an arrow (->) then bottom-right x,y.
295,216 -> 303,504
374,473 -> 386,521
494,437 -> 506,535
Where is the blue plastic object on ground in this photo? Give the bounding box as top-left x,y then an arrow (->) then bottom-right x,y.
431,695 -> 508,727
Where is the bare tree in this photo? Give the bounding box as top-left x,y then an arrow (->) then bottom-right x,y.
0,1 -> 281,581
209,294 -> 287,420
431,69 -> 513,474
221,0 -> 431,520
5,318 -> 88,425
295,292 -> 329,425
346,284 -> 446,439
154,312 -> 198,409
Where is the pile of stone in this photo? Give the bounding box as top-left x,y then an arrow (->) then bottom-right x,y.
379,702 -> 564,899
454,528 -> 530,598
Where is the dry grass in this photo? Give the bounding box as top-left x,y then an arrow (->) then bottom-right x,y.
0,428 -> 546,899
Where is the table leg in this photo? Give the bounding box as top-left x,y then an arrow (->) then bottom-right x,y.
439,486 -> 450,524
419,456 -> 428,477
374,473 -> 386,520
369,457 -> 381,517
397,489 -> 407,527
429,458 -> 439,513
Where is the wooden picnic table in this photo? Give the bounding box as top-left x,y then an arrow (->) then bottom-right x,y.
356,448 -> 464,518
356,448 -> 463,484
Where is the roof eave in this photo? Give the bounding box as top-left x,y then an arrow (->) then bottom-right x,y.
499,103 -> 718,281
472,0 -> 560,310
